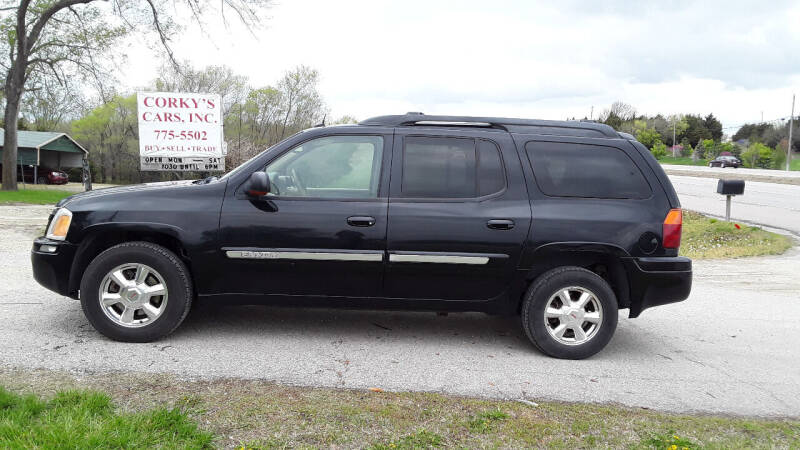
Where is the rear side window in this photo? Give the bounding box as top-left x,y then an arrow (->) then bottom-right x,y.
525,141 -> 651,199
401,136 -> 505,198
478,140 -> 505,196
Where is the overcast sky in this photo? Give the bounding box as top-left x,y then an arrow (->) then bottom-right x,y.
124,0 -> 800,134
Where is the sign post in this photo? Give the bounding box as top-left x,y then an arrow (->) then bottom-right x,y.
137,92 -> 225,172
716,179 -> 745,221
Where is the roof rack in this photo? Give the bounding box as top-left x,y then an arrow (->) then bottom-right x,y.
359,113 -> 619,138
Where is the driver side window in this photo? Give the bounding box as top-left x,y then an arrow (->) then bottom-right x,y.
264,135 -> 384,198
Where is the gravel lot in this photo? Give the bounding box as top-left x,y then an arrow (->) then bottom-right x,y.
2,204 -> 799,418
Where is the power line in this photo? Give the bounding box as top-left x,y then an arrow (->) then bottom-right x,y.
721,116 -> 795,131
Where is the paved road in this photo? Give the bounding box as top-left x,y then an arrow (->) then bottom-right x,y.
670,175 -> 800,235
2,205 -> 799,417
663,164 -> 800,186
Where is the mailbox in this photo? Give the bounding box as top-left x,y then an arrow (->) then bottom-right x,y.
716,179 -> 745,196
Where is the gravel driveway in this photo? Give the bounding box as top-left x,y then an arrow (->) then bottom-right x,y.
2,204 -> 799,417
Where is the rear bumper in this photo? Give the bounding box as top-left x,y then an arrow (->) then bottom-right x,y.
623,256 -> 692,318
31,237 -> 77,297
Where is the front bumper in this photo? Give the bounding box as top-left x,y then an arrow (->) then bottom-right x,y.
31,237 -> 77,297
623,256 -> 692,318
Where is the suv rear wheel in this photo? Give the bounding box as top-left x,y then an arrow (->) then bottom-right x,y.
80,241 -> 193,342
521,266 -> 618,359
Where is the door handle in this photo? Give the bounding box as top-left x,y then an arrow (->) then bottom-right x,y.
487,219 -> 515,230
347,216 -> 376,227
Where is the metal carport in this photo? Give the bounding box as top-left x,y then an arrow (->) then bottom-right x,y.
0,129 -> 88,184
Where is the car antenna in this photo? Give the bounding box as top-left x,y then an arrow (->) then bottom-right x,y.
314,115 -> 326,128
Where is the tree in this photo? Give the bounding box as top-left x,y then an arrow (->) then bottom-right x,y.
732,123 -> 771,142
331,115 -> 358,125
683,114 -> 712,147
275,65 -> 326,140
1,0 -> 269,191
71,94 -> 139,184
741,142 -> 773,168
703,113 -> 723,141
20,75 -> 86,131
222,65 -> 328,170
699,139 -> 716,159
598,101 -> 636,131
732,121 -> 799,153
632,120 -> 662,149
154,62 -> 249,118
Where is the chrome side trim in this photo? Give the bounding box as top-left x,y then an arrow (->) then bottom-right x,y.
389,254 -> 490,265
225,250 -> 383,262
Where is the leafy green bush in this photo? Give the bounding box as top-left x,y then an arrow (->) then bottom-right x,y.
700,139 -> 716,159
741,142 -> 786,169
634,121 -> 663,149
771,143 -> 787,169
650,141 -> 668,160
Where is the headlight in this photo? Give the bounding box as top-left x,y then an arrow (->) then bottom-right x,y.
51,171 -> 59,176
46,208 -> 72,241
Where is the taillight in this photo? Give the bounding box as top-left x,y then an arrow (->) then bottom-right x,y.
662,208 -> 682,249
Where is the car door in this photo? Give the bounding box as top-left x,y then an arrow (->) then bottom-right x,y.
217,132 -> 392,298
384,128 -> 531,301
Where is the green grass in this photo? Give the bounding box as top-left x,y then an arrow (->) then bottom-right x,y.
681,210 -> 793,259
2,369 -> 799,448
661,155 -> 800,171
0,188 -> 73,205
658,156 -> 709,166
0,386 -> 212,448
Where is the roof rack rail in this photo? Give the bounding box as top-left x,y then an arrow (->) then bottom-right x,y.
359,113 -> 619,138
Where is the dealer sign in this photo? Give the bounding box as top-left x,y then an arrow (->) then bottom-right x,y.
137,92 -> 225,171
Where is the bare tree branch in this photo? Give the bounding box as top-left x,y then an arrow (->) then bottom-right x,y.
144,0 -> 178,69
26,0 -> 95,55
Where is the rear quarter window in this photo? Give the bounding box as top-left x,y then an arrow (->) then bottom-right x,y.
525,141 -> 652,199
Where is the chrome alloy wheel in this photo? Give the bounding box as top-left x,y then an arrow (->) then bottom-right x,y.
98,263 -> 168,328
543,286 -> 603,345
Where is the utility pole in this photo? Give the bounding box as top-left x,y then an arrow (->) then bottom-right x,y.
590,105 -> 593,121
788,94 -> 795,171
672,117 -> 677,157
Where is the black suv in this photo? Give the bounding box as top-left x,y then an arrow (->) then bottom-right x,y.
32,114 -> 691,359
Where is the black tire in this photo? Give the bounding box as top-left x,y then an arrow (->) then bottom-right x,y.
521,266 -> 618,359
80,241 -> 193,342
37,176 -> 48,185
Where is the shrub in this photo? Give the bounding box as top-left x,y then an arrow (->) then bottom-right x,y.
701,139 -> 716,159
741,142 -> 774,168
771,144 -> 787,169
650,141 -> 668,160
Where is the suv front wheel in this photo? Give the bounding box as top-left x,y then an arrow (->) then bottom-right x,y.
80,241 -> 193,342
521,267 -> 618,359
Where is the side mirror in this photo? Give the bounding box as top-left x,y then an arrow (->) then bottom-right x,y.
245,171 -> 270,198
